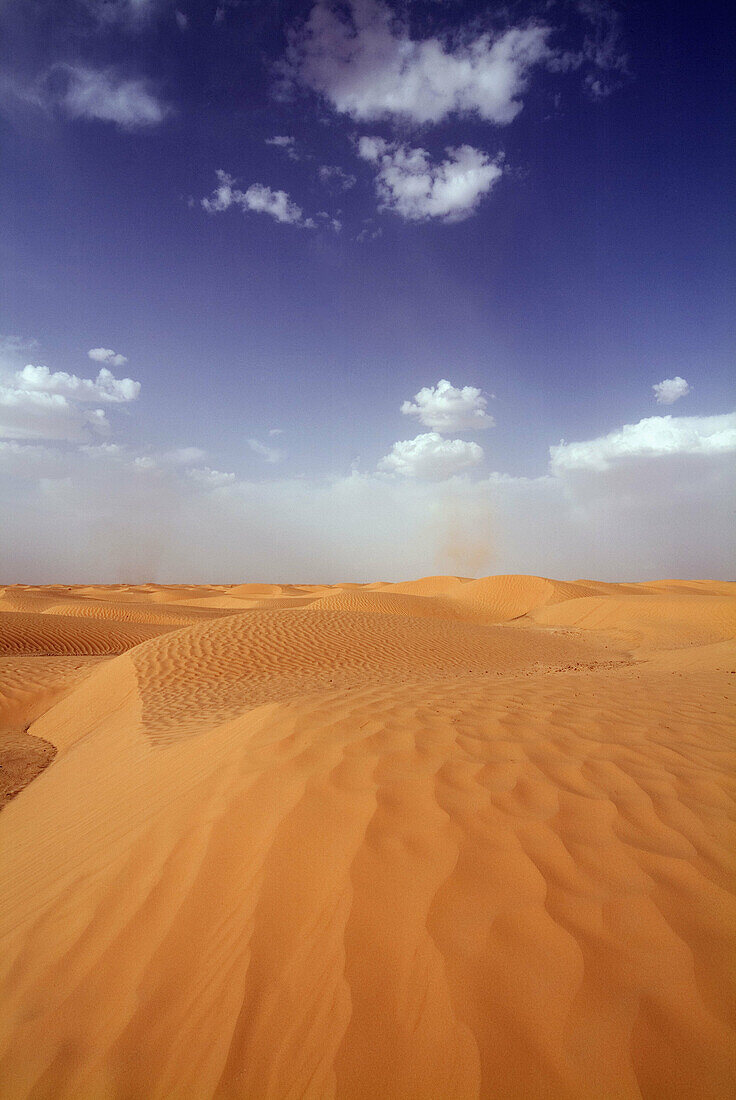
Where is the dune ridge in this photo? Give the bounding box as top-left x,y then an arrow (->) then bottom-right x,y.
0,574 -> 734,1099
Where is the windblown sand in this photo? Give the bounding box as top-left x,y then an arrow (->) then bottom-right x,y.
0,575 -> 734,1099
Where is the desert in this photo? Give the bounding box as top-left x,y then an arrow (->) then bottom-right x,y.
0,574 -> 734,1099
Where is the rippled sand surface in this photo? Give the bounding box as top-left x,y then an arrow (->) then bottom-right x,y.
0,576 -> 734,1099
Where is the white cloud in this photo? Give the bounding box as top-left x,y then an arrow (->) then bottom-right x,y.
285,0 -> 552,126
245,184 -> 314,226
268,428 -> 284,436
88,347 -> 129,368
318,164 -> 357,190
266,134 -> 299,160
16,364 -> 140,403
202,170 -> 314,227
653,376 -> 691,405
357,139 -> 502,222
401,379 -> 494,433
60,66 -> 170,129
378,432 -> 484,479
0,343 -> 139,442
549,412 -> 736,474
0,386 -> 110,442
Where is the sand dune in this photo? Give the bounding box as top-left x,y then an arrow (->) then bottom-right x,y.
532,592 -> 736,650
0,576 -> 734,1099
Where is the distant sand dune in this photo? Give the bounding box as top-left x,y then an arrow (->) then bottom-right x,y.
0,576 -> 734,1099
532,593 -> 736,649
0,610 -> 169,656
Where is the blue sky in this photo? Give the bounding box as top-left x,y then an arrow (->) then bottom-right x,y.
1,0 -> 734,581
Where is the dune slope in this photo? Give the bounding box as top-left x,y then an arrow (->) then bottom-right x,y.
0,576 -> 734,1100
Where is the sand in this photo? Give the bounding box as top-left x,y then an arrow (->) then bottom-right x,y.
0,575 -> 734,1099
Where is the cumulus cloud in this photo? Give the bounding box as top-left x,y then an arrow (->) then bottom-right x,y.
16,363 -> 140,403
202,170 -> 315,227
88,347 -> 129,368
357,138 -> 502,222
653,376 -> 691,405
401,379 -> 494,432
248,438 -> 284,464
378,432 -> 484,479
0,342 -> 140,442
0,387 -> 110,442
284,0 -> 552,126
60,66 -> 170,129
549,412 -> 736,474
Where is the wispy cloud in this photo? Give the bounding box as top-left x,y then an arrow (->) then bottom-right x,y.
318,164 -> 356,191
60,66 -> 171,129
81,0 -> 168,29
202,170 -> 315,227
248,438 -> 284,463
265,134 -> 299,160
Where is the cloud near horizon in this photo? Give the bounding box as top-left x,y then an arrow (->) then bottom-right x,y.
550,412 -> 736,473
0,347 -> 141,443
1,338 -> 733,582
1,421 -> 733,582
378,432 -> 485,479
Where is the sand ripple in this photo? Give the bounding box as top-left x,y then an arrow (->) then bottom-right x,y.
0,576 -> 734,1098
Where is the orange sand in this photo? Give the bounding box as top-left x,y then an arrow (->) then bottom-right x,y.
0,575 -> 734,1099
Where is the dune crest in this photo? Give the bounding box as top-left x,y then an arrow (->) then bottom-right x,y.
0,575 -> 734,1099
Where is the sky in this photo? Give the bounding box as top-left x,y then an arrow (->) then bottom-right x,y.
0,0 -> 734,583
